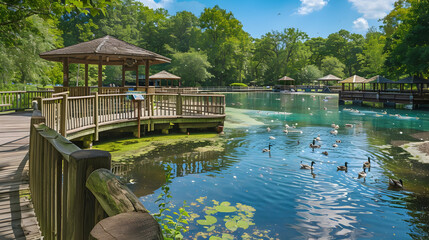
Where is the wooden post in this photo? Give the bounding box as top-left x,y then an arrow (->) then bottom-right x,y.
60,93 -> 68,137
137,100 -> 141,138
94,92 -> 99,141
145,59 -> 150,88
176,93 -> 182,116
98,56 -> 103,94
65,150 -> 111,240
63,57 -> 69,87
135,65 -> 139,88
85,64 -> 89,87
122,65 -> 126,87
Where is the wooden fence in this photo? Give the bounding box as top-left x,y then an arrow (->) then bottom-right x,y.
40,93 -> 225,137
0,90 -> 53,112
29,105 -> 162,240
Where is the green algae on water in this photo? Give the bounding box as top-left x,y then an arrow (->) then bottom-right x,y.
93,133 -> 225,162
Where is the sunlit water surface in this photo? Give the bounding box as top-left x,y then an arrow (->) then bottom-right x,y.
123,93 -> 429,239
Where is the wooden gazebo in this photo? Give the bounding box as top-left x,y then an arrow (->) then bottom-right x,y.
317,74 -> 342,85
339,75 -> 367,91
396,76 -> 429,94
363,75 -> 394,91
40,35 -> 171,95
149,70 -> 181,87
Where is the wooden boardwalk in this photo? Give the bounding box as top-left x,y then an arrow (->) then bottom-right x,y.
0,112 -> 40,239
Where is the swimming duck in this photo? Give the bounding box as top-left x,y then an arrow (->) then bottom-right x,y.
322,151 -> 328,156
262,144 -> 272,153
389,179 -> 403,188
309,139 -> 321,150
331,123 -> 336,128
301,161 -> 315,170
283,129 -> 288,134
330,130 -> 338,135
358,165 -> 367,178
267,127 -> 271,132
269,136 -> 276,140
364,157 -> 371,168
332,143 -> 338,148
334,125 -> 340,129
315,135 -> 321,141
337,162 -> 348,171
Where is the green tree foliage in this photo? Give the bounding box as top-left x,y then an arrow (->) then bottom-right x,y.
357,28 -> 387,77
383,0 -> 429,77
170,50 -> 213,87
320,56 -> 346,78
295,65 -> 323,84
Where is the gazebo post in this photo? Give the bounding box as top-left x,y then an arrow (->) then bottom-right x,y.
98,56 -> 103,92
145,59 -> 150,88
84,64 -> 89,87
122,65 -> 125,87
135,65 -> 139,88
63,57 -> 69,87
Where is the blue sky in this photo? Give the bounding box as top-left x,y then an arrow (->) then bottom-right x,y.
138,0 -> 397,38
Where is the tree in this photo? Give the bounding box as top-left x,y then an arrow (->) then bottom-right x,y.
295,65 -> 323,85
165,11 -> 201,53
321,56 -> 345,78
170,50 -> 212,87
357,29 -> 387,77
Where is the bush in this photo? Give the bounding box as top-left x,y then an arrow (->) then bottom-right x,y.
229,83 -> 248,87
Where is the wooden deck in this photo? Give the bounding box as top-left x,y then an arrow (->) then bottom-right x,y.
0,112 -> 41,239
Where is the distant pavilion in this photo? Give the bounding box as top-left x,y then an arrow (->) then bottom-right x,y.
150,70 -> 181,87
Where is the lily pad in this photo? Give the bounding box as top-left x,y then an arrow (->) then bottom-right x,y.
197,215 -> 217,226
237,220 -> 250,229
205,209 -> 218,215
225,220 -> 238,231
206,225 -> 215,232
222,233 -> 234,240
209,237 -> 222,240
215,202 -> 237,213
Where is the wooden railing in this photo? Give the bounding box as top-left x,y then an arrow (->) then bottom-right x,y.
29,105 -> 162,240
40,93 -> 225,138
339,90 -> 429,103
155,87 -> 199,94
0,90 -> 53,112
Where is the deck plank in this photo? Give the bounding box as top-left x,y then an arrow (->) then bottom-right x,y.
0,112 -> 41,239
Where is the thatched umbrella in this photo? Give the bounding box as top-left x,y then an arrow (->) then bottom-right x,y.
317,74 -> 342,87
40,35 -> 171,90
338,75 -> 366,91
149,70 -> 181,87
278,76 -> 295,89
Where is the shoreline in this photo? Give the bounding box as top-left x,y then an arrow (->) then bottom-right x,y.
401,141 -> 429,163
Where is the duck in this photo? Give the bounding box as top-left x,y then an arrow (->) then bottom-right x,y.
262,144 -> 272,153
364,157 -> 371,168
301,161 -> 315,170
330,130 -> 338,135
315,135 -> 321,141
336,140 -> 341,143
322,151 -> 328,156
358,165 -> 367,178
269,136 -> 276,140
389,178 -> 403,188
331,123 -> 336,128
309,139 -> 321,150
283,129 -> 288,134
337,162 -> 348,171
334,125 -> 340,129
267,127 -> 271,132
332,143 -> 338,148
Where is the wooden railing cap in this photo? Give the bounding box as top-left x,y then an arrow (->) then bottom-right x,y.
70,149 -> 111,162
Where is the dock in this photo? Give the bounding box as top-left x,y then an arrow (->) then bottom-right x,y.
0,112 -> 41,239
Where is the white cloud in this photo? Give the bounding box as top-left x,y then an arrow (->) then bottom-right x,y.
297,0 -> 328,15
353,17 -> 369,30
138,0 -> 174,9
348,0 -> 396,19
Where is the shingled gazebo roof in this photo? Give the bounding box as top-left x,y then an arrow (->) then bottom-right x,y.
39,35 -> 171,65
317,74 -> 342,81
149,70 -> 181,80
339,75 -> 366,83
396,76 -> 429,84
364,75 -> 394,84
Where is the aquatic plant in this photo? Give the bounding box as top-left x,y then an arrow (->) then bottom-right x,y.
153,164 -> 190,240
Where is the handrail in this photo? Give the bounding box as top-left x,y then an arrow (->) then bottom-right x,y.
29,104 -> 161,239
0,90 -> 54,112
40,92 -> 226,138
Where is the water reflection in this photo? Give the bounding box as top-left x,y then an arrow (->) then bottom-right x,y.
119,93 -> 429,239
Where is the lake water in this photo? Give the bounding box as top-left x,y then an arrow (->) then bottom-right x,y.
123,92 -> 429,239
